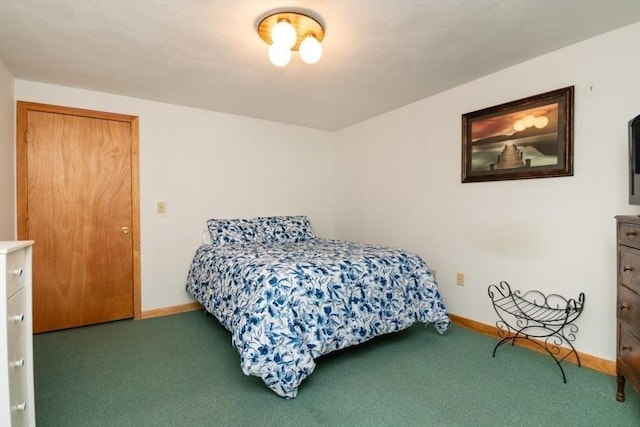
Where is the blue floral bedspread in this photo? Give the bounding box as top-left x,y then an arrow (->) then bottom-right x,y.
185,238 -> 450,398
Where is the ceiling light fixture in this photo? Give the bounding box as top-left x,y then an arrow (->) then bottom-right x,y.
258,11 -> 325,67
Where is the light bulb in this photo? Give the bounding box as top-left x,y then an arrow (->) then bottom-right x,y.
271,20 -> 297,49
299,35 -> 322,64
268,44 -> 291,67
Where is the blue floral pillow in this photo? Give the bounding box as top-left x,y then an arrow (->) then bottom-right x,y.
258,215 -> 315,244
207,218 -> 262,246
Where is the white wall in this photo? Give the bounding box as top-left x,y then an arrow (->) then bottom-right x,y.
13,81 -> 336,311
334,23 -> 640,361
0,59 -> 15,240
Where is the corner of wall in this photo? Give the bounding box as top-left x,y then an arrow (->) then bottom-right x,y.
0,58 -> 16,240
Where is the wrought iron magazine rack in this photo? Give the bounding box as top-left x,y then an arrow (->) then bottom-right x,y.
488,281 -> 585,382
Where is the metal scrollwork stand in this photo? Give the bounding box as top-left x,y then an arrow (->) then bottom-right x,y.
488,281 -> 585,382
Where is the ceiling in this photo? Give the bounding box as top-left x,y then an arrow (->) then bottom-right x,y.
0,1 -> 639,131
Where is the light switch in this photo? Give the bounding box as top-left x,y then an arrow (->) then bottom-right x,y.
155,200 -> 167,215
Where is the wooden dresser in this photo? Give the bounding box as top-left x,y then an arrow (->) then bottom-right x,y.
615,216 -> 640,402
0,241 -> 35,426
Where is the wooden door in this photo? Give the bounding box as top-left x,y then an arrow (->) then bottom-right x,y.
16,102 -> 140,333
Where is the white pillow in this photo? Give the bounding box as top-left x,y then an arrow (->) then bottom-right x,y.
201,227 -> 212,244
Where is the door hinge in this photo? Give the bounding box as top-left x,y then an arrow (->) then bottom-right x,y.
25,131 -> 28,143
26,218 -> 29,231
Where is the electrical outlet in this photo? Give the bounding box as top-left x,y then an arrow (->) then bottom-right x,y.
155,200 -> 167,215
456,273 -> 465,286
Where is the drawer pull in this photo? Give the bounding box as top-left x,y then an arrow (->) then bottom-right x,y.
619,304 -> 629,311
626,230 -> 638,237
11,313 -> 25,322
622,345 -> 633,351
10,358 -> 25,368
623,265 -> 633,272
10,267 -> 23,276
12,402 -> 26,412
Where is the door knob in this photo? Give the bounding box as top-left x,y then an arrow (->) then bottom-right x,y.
121,226 -> 130,234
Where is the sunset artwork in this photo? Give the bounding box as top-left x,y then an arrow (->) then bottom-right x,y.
469,103 -> 559,172
461,86 -> 573,183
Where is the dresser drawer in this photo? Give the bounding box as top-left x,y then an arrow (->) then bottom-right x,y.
618,284 -> 640,327
619,222 -> 640,247
618,326 -> 640,390
619,246 -> 640,294
6,287 -> 27,346
8,334 -> 28,426
5,248 -> 26,299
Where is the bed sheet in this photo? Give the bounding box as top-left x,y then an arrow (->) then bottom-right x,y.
185,238 -> 450,398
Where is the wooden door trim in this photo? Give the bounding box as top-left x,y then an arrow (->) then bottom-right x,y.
16,101 -> 142,320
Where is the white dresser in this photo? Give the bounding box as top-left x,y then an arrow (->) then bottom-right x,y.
0,241 -> 35,427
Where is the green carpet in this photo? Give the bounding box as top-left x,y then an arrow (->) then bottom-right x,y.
33,311 -> 640,426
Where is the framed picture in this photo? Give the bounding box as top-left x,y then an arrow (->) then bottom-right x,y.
461,86 -> 574,183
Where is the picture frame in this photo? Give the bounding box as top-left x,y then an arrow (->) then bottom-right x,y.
461,86 -> 574,183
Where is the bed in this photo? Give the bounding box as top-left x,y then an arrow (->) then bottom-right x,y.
185,215 -> 450,398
